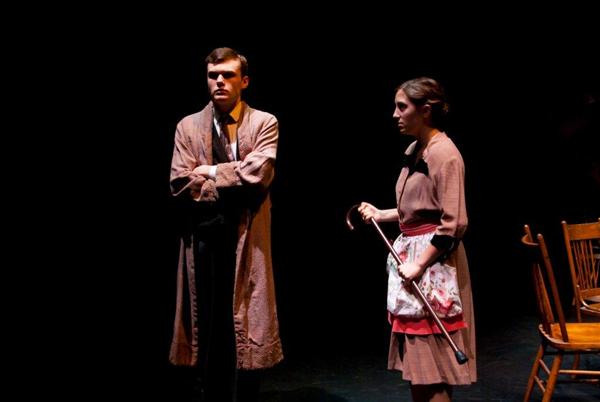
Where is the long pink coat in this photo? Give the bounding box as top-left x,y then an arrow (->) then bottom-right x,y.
169,102 -> 283,369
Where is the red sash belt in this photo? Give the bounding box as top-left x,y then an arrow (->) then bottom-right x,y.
399,222 -> 438,236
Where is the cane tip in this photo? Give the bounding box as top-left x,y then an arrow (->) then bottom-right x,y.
455,350 -> 468,365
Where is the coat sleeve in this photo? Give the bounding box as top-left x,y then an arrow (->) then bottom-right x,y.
170,120 -> 214,202
215,113 -> 278,190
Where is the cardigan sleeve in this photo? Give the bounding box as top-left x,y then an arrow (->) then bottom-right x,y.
433,154 -> 467,240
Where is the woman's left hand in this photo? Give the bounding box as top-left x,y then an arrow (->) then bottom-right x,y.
399,261 -> 425,281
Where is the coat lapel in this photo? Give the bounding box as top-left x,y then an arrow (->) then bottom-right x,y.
237,102 -> 251,160
194,103 -> 214,165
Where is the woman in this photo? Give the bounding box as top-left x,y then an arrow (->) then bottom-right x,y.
359,77 -> 476,402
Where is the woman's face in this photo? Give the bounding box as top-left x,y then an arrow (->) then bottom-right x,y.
393,89 -> 425,137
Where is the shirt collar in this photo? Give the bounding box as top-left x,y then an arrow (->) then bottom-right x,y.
214,101 -> 242,124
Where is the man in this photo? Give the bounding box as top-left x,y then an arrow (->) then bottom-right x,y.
169,47 -> 282,401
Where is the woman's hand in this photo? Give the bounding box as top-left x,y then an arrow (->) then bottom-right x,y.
398,261 -> 425,281
358,202 -> 380,223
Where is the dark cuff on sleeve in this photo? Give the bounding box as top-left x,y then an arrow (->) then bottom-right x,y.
431,234 -> 458,262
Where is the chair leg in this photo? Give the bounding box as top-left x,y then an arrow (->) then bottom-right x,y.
542,353 -> 563,402
572,352 -> 580,376
573,297 -> 582,323
524,345 -> 545,402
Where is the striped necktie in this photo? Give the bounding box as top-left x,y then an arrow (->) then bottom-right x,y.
219,114 -> 235,161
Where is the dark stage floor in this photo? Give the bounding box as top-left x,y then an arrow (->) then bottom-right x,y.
162,314 -> 599,402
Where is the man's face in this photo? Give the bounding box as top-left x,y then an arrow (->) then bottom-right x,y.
207,58 -> 249,111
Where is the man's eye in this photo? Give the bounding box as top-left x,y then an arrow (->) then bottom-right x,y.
208,72 -> 236,79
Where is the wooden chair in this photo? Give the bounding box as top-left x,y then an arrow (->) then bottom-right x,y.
521,225 -> 600,402
561,220 -> 600,321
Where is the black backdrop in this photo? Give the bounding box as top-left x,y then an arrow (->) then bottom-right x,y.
93,15 -> 599,397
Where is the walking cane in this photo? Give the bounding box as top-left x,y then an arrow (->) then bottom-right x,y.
345,204 -> 468,365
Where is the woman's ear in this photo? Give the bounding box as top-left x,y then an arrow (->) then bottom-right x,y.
420,103 -> 431,120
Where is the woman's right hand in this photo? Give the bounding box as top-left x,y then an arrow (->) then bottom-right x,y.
358,202 -> 380,223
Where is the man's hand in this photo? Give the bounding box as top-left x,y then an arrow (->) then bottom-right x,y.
193,165 -> 212,177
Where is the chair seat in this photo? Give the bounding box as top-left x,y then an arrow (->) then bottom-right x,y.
542,323 -> 600,349
586,295 -> 600,303
582,303 -> 600,317
581,288 -> 600,316
581,287 -> 600,303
